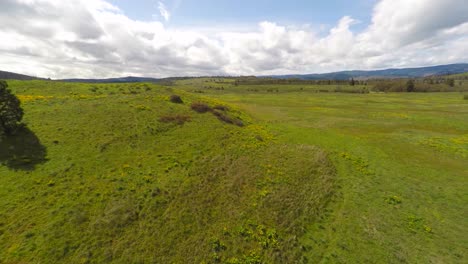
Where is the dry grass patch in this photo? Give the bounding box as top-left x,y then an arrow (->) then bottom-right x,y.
158,114 -> 191,125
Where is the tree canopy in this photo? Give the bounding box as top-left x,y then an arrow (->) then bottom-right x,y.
0,80 -> 24,136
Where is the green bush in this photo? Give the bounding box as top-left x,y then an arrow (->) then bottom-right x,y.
212,110 -> 244,127
0,80 -> 24,136
191,102 -> 212,113
169,94 -> 183,104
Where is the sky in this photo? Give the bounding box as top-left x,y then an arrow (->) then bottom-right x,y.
0,0 -> 467,79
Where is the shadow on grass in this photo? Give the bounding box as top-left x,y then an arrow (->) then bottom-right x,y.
0,126 -> 47,170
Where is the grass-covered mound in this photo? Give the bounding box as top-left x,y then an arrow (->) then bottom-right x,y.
0,81 -> 335,263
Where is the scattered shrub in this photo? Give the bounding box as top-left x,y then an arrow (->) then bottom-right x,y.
385,195 -> 402,205
158,114 -> 191,125
210,238 -> 227,252
213,111 -> 244,127
464,94 -> 468,100
191,102 -> 212,113
170,95 -> 183,104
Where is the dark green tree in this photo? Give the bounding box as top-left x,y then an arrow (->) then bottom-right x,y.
0,80 -> 24,136
406,79 -> 415,92
445,79 -> 455,87
349,78 -> 355,86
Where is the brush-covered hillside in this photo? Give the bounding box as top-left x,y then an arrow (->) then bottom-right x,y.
0,80 -> 335,263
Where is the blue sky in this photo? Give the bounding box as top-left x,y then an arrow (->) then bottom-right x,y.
109,0 -> 376,31
1,0 -> 467,78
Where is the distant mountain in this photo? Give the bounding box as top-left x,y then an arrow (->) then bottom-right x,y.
60,76 -> 161,83
270,63 -> 468,80
2,63 -> 468,82
0,70 -> 44,80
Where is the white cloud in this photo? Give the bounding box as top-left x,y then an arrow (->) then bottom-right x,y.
158,1 -> 170,22
0,0 -> 467,78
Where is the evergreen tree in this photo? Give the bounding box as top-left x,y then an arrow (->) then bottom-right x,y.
406,79 -> 415,92
0,80 -> 24,136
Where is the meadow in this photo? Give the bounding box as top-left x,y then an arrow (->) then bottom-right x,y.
0,79 -> 467,263
176,78 -> 468,263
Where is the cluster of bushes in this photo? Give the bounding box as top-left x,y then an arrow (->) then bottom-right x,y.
371,79 -> 466,92
165,95 -> 244,126
212,110 -> 244,127
191,102 -> 244,127
203,86 -> 225,90
191,90 -> 205,94
191,102 -> 212,113
233,77 -> 362,86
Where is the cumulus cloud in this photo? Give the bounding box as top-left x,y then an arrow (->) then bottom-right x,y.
0,0 -> 467,78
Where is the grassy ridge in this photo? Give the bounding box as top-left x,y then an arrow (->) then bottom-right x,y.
0,81 -> 335,263
176,80 -> 468,263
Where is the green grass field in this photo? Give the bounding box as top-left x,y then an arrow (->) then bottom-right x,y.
1,79 -> 467,263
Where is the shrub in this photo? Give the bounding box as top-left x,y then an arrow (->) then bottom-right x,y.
213,111 -> 244,127
191,102 -> 212,113
0,80 -> 24,136
385,195 -> 402,205
158,114 -> 191,125
169,95 -> 183,104
464,95 -> 468,100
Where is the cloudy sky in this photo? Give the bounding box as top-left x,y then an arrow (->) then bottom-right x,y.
0,0 -> 467,79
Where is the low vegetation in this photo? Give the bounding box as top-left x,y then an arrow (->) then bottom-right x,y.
169,94 -> 184,104
191,101 -> 212,113
158,114 -> 191,125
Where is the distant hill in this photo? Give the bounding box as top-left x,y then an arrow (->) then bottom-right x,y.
0,70 -> 44,81
270,63 -> 468,80
60,76 -> 161,83
2,63 -> 468,82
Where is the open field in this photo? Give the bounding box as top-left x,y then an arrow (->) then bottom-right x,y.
1,80 -> 336,263
176,79 -> 468,263
1,79 -> 467,263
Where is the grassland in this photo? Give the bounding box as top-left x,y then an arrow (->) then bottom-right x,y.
1,80 -> 336,263
175,78 -> 468,263
1,79 -> 467,263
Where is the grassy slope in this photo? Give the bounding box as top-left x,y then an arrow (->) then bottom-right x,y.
176,80 -> 468,263
449,72 -> 468,78
0,81 -> 335,263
